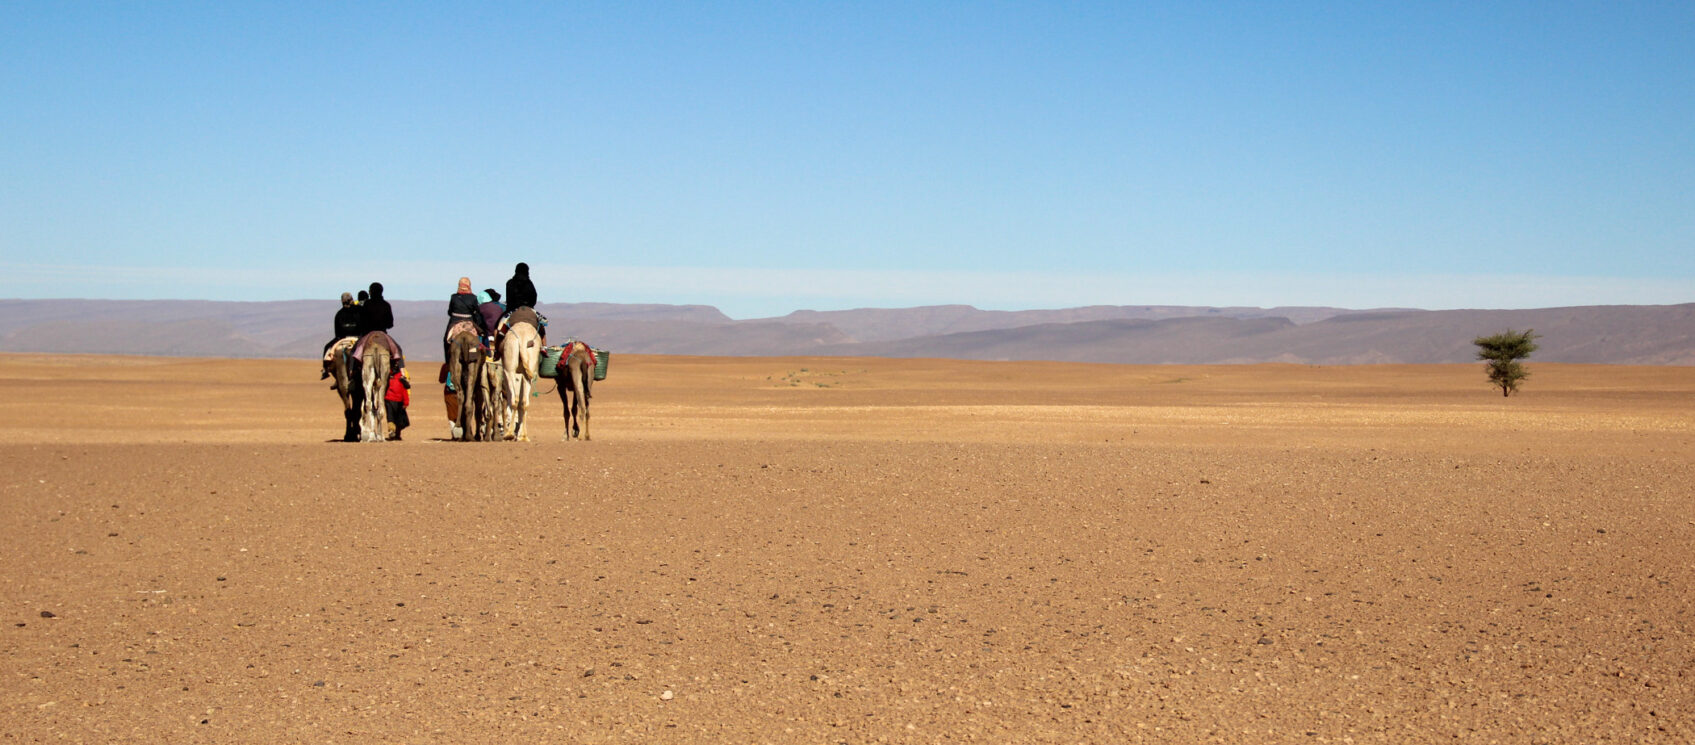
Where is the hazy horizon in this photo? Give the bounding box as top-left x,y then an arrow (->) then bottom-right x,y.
2,285 -> 1689,324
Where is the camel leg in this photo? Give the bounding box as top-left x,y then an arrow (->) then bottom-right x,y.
570,363 -> 591,441
374,357 -> 391,442
359,363 -> 377,441
335,354 -> 360,442
481,360 -> 502,441
455,358 -> 475,441
579,364 -> 591,441
469,359 -> 484,441
569,365 -> 582,440
453,360 -> 467,441
515,372 -> 531,441
479,362 -> 492,441
516,374 -> 529,441
460,369 -> 471,441
566,372 -> 579,443
470,359 -> 485,441
500,367 -> 513,440
503,365 -> 521,441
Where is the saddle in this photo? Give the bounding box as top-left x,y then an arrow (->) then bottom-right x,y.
563,339 -> 597,370
323,336 -> 357,362
506,307 -> 542,332
492,308 -> 546,355
446,320 -> 481,352
351,331 -> 403,364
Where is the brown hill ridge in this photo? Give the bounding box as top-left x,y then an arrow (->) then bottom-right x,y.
1,299 -> 1690,364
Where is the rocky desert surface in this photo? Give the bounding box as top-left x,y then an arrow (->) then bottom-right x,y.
3,353 -> 1692,743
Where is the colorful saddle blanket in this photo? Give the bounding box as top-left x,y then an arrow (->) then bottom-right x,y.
564,340 -> 597,370
324,336 -> 357,362
351,331 -> 403,365
445,320 -> 480,344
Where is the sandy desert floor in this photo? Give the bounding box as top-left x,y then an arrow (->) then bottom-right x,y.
2,353 -> 1692,743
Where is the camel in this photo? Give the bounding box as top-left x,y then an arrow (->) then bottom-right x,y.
477,348 -> 506,441
556,341 -> 595,441
327,337 -> 361,442
498,320 -> 541,441
446,325 -> 485,441
358,331 -> 393,442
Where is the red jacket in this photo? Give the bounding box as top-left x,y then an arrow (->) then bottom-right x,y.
385,371 -> 409,406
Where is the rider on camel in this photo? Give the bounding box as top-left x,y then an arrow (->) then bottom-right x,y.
359,282 -> 393,335
445,276 -> 481,362
322,292 -> 361,379
503,262 -> 544,345
477,288 -> 505,349
505,262 -> 537,312
357,281 -> 404,370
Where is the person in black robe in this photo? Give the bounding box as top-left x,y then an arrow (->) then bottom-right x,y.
504,262 -> 537,311
358,282 -> 403,369
503,263 -> 543,344
333,293 -> 362,339
359,282 -> 394,335
322,292 -> 361,379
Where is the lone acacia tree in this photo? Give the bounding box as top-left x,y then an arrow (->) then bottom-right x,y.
1473,329 -> 1539,397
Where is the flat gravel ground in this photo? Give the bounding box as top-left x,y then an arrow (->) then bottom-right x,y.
3,354 -> 1692,743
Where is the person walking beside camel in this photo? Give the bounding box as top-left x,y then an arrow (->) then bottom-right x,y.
384,367 -> 411,440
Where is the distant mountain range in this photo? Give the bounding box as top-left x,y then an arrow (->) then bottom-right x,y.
2,299 -> 1691,365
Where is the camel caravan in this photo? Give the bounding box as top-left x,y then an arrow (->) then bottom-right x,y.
321,264 -> 607,443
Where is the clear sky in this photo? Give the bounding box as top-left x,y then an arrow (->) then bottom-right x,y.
3,1 -> 1691,318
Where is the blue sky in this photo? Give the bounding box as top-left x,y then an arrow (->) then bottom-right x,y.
3,1 -> 1691,318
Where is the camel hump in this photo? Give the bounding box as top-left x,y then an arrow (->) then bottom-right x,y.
354,330 -> 401,363
447,320 -> 478,340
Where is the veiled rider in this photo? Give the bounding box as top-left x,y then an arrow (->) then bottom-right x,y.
503,262 -> 545,345
445,276 -> 480,362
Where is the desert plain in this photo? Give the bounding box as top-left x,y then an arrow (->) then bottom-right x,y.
2,353 -> 1692,743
